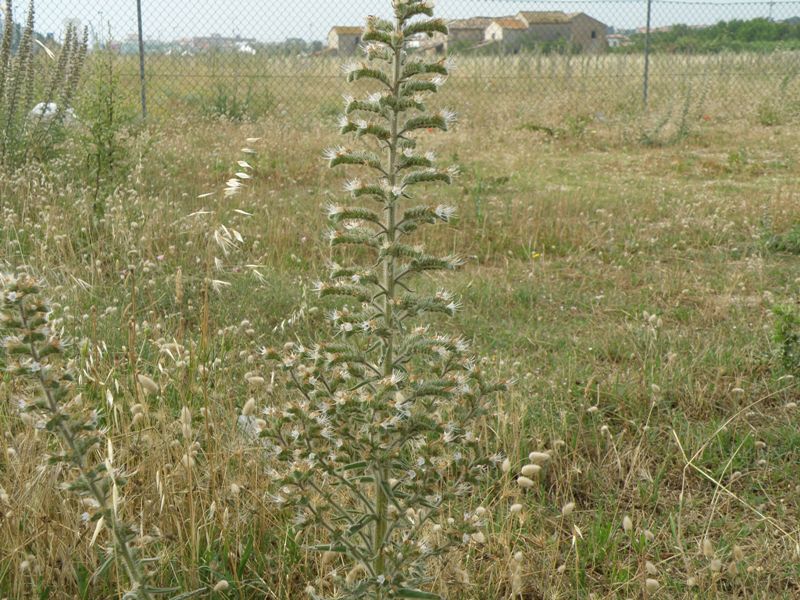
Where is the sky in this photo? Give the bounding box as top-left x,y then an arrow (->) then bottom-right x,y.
26,0 -> 800,43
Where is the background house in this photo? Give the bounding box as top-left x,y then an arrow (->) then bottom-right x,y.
485,18 -> 530,45
607,33 -> 631,48
327,26 -> 363,55
511,11 -> 607,52
446,10 -> 607,53
447,17 -> 495,47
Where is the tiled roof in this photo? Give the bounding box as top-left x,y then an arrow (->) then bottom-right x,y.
518,11 -> 577,24
448,17 -> 495,29
493,18 -> 529,30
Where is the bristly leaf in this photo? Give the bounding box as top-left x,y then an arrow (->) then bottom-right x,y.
403,19 -> 448,39
398,3 -> 435,21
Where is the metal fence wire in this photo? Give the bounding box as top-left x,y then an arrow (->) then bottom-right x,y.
21,0 -> 800,124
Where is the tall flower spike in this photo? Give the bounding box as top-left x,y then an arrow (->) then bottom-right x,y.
261,2 -> 506,598
0,274 -> 156,599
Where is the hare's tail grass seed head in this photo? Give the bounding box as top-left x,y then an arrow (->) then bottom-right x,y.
260,1 -> 506,598
0,274 -> 156,599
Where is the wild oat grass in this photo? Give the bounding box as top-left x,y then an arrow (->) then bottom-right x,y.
1,7 -> 800,599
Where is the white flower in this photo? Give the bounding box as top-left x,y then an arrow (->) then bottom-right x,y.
341,62 -> 360,75
323,146 -> 347,161
344,178 -> 362,193
435,205 -> 456,221
325,204 -> 344,218
440,109 -> 457,127
338,115 -> 350,129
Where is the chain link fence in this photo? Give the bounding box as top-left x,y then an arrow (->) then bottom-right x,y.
23,0 -> 800,124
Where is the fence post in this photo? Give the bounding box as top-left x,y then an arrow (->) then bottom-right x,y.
642,0 -> 653,109
136,0 -> 147,118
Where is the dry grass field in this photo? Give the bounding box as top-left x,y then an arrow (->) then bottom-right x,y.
1,51 -> 800,598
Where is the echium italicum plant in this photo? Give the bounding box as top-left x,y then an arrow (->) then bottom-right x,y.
0,274 -> 159,600
0,0 -> 88,166
260,1 -> 507,598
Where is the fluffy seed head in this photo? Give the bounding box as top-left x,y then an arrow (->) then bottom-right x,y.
137,374 -> 158,396
517,476 -> 535,489
702,537 -> 715,558
520,464 -> 541,478
242,398 -> 257,417
622,515 -> 633,533
528,451 -> 551,464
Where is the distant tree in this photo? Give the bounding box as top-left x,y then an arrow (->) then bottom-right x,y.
615,16 -> 800,53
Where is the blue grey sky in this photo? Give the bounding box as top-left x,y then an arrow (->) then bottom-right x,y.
32,1 -> 800,43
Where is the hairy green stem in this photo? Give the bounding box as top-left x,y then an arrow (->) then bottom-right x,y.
374,16 -> 405,596
17,302 -> 154,600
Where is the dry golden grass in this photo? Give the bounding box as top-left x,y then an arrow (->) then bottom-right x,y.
1,54 -> 800,598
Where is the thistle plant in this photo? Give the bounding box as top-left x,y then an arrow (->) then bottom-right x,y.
0,274 -> 156,599
261,2 -> 506,598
